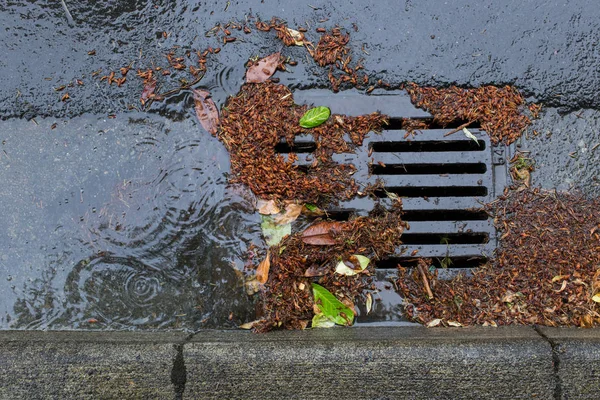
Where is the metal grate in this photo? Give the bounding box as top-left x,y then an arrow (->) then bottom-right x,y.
288,89 -> 508,270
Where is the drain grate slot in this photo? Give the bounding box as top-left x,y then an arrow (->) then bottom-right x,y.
274,142 -> 316,153
375,186 -> 488,198
400,233 -> 489,245
371,139 -> 486,152
372,163 -> 487,175
378,256 -> 488,269
402,209 -> 489,221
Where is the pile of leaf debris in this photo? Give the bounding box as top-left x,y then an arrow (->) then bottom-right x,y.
397,188 -> 600,328
218,76 -> 387,203
245,201 -> 407,332
404,83 -> 540,144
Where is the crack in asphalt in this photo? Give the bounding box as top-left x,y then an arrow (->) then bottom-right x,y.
534,325 -> 563,400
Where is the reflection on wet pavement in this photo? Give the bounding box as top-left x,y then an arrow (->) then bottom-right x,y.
1,113 -> 258,329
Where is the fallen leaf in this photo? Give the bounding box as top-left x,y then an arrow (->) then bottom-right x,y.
501,290 -> 520,303
286,28 -> 306,46
427,318 -> 442,328
552,275 -> 570,282
261,216 -> 291,247
274,203 -> 303,225
192,89 -> 220,135
447,321 -> 463,327
246,52 -> 280,83
592,293 -> 600,303
301,221 -> 345,245
256,251 -> 271,284
245,278 -> 260,295
239,320 -> 262,329
257,199 -> 280,215
304,264 -> 329,277
299,106 -> 331,128
312,283 -> 355,326
365,293 -> 373,315
554,280 -> 568,293
463,127 -> 480,147
335,255 -> 370,276
297,320 -> 309,330
140,79 -> 157,105
581,314 -> 594,328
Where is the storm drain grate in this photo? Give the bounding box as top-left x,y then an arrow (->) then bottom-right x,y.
286,89 -> 508,271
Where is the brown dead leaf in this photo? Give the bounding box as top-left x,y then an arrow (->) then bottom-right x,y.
274,203 -> 303,225
257,199 -> 280,215
246,52 -> 280,83
304,264 -> 329,277
301,221 -> 346,245
140,79 -> 157,105
581,314 -> 594,328
192,89 -> 220,135
554,280 -> 568,293
256,251 -> 271,284
297,320 -> 309,330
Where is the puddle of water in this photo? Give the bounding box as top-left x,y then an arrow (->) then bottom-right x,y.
1,112 -> 261,329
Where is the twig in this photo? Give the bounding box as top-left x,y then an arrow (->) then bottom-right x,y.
60,0 -> 75,26
417,263 -> 434,299
443,120 -> 476,137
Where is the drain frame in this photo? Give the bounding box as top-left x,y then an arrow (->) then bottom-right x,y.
286,89 -> 509,270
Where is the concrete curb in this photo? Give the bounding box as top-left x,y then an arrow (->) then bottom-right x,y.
0,327 -> 597,399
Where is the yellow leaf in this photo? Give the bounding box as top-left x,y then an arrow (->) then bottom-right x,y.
286,28 -> 305,46
447,321 -> 463,327
239,320 -> 261,330
257,199 -> 280,215
592,293 -> 600,303
256,251 -> 270,284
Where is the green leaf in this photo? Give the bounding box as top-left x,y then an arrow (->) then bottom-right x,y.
261,215 -> 291,247
299,106 -> 331,128
311,283 -> 354,326
305,203 -> 318,212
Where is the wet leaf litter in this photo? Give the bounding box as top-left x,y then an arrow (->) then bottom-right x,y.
397,189 -> 600,328
81,13 -> 597,332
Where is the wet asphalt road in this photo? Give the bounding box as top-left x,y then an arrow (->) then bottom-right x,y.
0,0 -> 598,329
1,0 -> 600,118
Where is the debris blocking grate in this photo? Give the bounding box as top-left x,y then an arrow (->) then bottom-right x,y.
289,89 -> 508,271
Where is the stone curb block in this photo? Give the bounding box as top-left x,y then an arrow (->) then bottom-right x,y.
0,331 -> 187,400
184,327 -> 554,399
